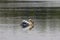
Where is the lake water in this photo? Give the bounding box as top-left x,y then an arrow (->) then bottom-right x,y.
0,17 -> 60,40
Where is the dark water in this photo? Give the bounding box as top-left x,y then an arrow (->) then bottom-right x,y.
0,17 -> 60,40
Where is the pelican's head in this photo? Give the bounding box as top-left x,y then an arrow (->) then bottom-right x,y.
29,19 -> 32,22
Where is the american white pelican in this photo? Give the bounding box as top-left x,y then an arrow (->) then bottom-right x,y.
21,19 -> 34,31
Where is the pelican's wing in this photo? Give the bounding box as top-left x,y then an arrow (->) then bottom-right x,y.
22,20 -> 29,24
